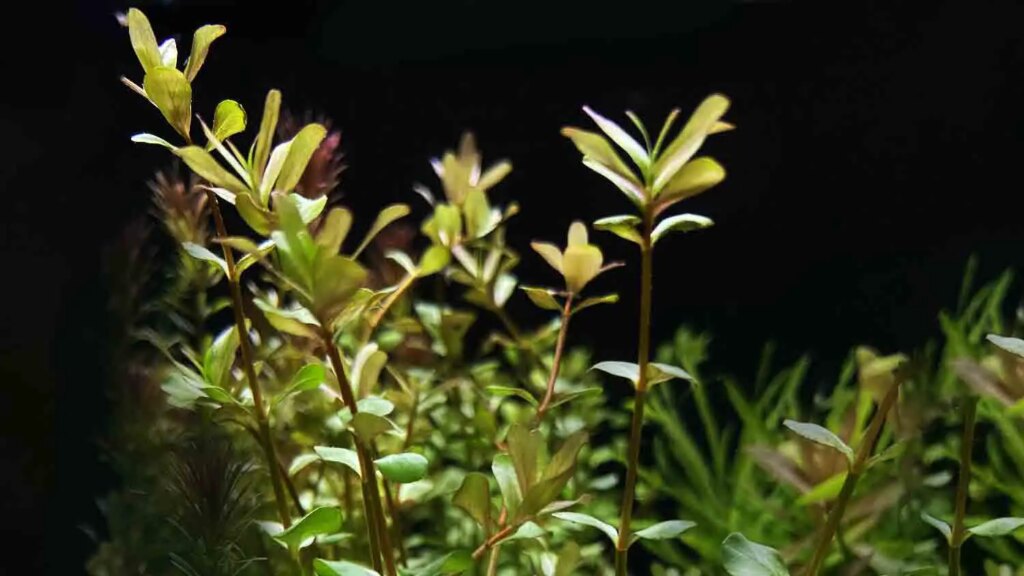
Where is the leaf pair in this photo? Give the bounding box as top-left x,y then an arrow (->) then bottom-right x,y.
552,511 -> 694,548
921,512 -> 1024,544
591,360 -> 696,389
315,445 -> 428,483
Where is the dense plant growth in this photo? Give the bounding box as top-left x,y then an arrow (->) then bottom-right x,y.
88,9 -> 1024,575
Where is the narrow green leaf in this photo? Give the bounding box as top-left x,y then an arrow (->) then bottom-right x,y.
274,507 -> 342,549
921,512 -> 952,543
968,517 -> 1024,537
632,519 -> 697,543
417,245 -> 450,277
560,127 -> 639,188
507,424 -> 542,494
499,521 -> 546,544
131,133 -> 176,149
289,453 -> 320,477
211,99 -> 247,143
375,453 -> 429,483
453,472 -> 492,529
486,385 -> 539,407
987,334 -> 1024,359
651,213 -> 714,244
722,533 -> 789,576
594,214 -> 642,244
573,294 -> 619,314
282,363 -> 326,399
647,362 -> 697,386
253,89 -> 281,185
582,158 -> 646,206
314,559 -> 380,576
590,361 -> 640,384
353,204 -> 411,258
183,24 -> 226,82
796,472 -> 847,506
253,298 -> 319,339
235,239 -> 276,274
654,157 -> 725,210
316,207 -> 354,254
127,8 -> 161,74
352,344 -> 388,398
182,242 -> 228,275
783,420 -> 854,464
531,242 -> 564,274
493,454 -> 522,518
174,146 -> 248,195
315,446 -> 362,477
552,511 -> 618,543
521,286 -> 561,311
276,124 -> 328,193
653,94 -> 731,193
583,106 -> 650,171
202,325 -> 238,389
143,66 -> 192,139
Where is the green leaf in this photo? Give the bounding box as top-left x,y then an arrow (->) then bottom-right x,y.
647,362 -> 697,386
653,94 -> 731,193
582,106 -> 650,170
560,127 -> 639,189
921,512 -> 952,543
418,245 -> 450,276
531,242 -> 564,274
127,9 -> 161,74
314,559 -> 380,576
275,124 -> 328,193
315,446 -> 362,477
311,254 -> 368,323
519,430 -> 587,518
236,193 -> 275,235
651,213 -> 714,244
547,387 -> 602,409
202,325 -> 239,389
562,244 -> 603,293
593,214 -> 642,244
573,294 -> 619,314
316,207 -> 354,254
253,299 -> 319,339
506,424 -> 542,495
288,453 -> 319,477
968,517 -> 1024,537
652,108 -> 680,158
174,146 -> 249,195
521,286 -> 561,311
236,239 -> 276,274
632,520 -> 696,543
182,242 -> 228,275
350,412 -> 396,443
211,99 -> 246,143
274,507 -> 342,549
253,90 -> 281,185
183,24 -> 226,82
591,361 -> 639,384
453,472 -> 492,529
499,521 -> 546,544
796,472 -> 847,506
552,511 -> 618,543
353,204 -> 411,258
486,385 -> 539,407
402,551 -> 474,576
131,133 -> 176,149
783,420 -> 854,464
375,453 -> 428,483
987,334 -> 1024,359
281,363 -> 326,399
582,158 -> 646,206
654,157 -> 726,212
144,66 -> 192,139
493,454 -> 522,518
352,343 -> 388,398
722,533 -> 789,576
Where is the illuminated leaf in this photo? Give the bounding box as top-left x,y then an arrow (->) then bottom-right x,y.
183,24 -> 227,82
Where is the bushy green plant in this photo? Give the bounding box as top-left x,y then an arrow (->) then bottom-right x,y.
89,8 -> 1024,576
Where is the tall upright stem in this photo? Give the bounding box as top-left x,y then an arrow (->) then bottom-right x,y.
615,208 -> 655,575
804,376 -> 902,576
206,192 -> 292,527
536,293 -> 574,420
949,396 -> 978,576
322,330 -> 396,575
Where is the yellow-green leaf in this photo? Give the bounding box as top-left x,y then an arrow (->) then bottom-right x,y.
353,204 -> 411,258
212,99 -> 247,142
531,242 -> 563,274
127,9 -> 161,74
174,146 -> 248,195
562,245 -> 603,293
276,124 -> 328,193
315,207 -> 354,255
183,24 -> 227,82
655,157 -> 725,212
253,90 -> 282,185
653,94 -> 731,193
143,66 -> 192,139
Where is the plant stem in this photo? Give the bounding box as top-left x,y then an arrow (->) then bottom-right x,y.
615,208 -> 655,575
486,545 -> 501,576
364,273 -> 417,340
322,330 -> 396,575
536,293 -> 574,420
804,376 -> 903,576
206,192 -> 292,528
949,396 -> 978,576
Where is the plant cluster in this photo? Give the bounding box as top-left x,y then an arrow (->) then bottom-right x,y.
88,9 -> 1024,576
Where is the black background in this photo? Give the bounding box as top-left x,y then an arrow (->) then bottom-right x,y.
3,0 -> 1024,572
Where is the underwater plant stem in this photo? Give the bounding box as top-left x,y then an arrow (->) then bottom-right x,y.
949,396 -> 978,576
804,376 -> 903,576
382,480 -> 408,565
206,192 -> 292,528
365,273 -> 417,339
486,545 -> 501,576
537,293 -> 574,420
615,208 -> 655,575
322,331 -> 396,575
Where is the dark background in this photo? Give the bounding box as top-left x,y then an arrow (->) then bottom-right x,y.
2,0 -> 1023,572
